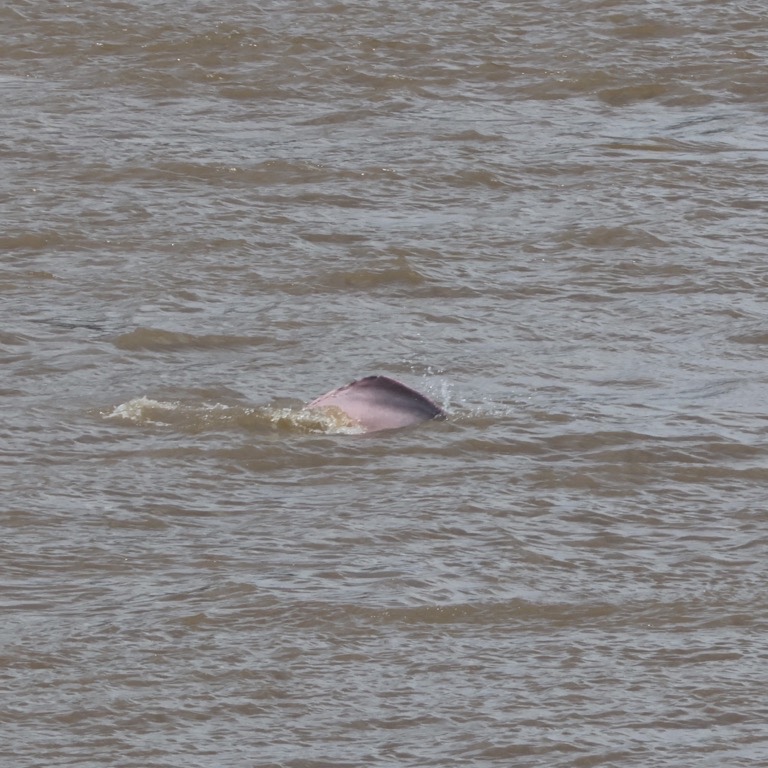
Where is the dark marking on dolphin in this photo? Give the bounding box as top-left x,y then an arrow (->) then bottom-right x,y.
306,375 -> 446,433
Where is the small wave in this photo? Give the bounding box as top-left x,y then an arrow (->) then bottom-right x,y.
317,261 -> 425,291
113,327 -> 267,352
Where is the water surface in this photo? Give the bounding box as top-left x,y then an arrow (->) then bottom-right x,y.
3,1 -> 768,766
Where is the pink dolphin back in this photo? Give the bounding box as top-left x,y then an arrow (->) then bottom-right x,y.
306,375 -> 446,433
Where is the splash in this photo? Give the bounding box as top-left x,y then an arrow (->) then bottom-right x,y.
285,406 -> 366,435
102,396 -> 365,435
104,396 -> 183,426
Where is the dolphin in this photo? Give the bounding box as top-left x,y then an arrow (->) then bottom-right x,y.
306,375 -> 446,433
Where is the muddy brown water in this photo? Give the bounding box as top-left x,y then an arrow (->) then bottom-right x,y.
3,1 -> 768,766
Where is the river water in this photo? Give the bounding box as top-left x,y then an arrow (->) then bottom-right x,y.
3,1 -> 768,766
